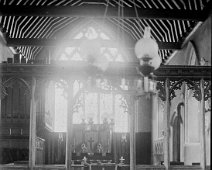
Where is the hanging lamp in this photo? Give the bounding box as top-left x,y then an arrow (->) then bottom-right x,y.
134,27 -> 162,76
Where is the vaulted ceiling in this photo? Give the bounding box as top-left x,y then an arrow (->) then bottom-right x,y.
0,0 -> 211,64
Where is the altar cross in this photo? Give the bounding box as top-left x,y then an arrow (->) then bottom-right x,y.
88,137 -> 94,151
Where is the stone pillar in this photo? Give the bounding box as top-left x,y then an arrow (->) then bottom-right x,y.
29,77 -> 37,169
164,78 -> 170,170
200,78 -> 206,170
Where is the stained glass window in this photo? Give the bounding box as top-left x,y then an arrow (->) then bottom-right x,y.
54,23 -> 129,132
100,93 -> 113,123
72,91 -> 128,132
115,94 -> 129,132
54,82 -> 129,132
84,92 -> 98,123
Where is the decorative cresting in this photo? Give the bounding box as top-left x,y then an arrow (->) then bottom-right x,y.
1,76 -> 31,100
156,78 -> 211,101
203,80 -> 211,101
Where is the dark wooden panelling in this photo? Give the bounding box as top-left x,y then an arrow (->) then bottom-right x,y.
0,81 -> 30,164
1,86 -> 30,119
136,132 -> 151,165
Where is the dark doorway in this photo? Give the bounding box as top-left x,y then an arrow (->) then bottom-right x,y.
173,116 -> 181,162
173,103 -> 184,162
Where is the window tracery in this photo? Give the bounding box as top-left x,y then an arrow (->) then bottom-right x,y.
54,24 -> 129,132
58,24 -> 126,63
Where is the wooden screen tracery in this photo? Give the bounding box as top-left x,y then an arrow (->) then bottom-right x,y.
0,77 -> 31,164
52,78 -> 129,133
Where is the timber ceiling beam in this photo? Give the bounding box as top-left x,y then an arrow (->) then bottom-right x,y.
0,4 -> 206,21
0,63 -> 211,80
6,38 -> 182,50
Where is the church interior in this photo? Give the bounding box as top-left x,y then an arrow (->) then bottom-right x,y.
0,0 -> 211,170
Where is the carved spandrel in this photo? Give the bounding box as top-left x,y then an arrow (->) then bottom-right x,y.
186,79 -> 211,102
156,79 -> 210,102
169,80 -> 184,101
186,80 -> 201,101
204,80 -> 211,101
156,80 -> 166,101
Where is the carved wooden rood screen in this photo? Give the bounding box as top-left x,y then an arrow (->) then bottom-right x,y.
0,63 -> 211,170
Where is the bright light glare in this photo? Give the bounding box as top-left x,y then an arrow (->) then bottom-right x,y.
59,25 -> 126,62
54,88 -> 129,132
54,87 -> 67,132
115,94 -> 128,132
54,25 -> 129,132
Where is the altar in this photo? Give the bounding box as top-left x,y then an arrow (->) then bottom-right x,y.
71,118 -> 114,164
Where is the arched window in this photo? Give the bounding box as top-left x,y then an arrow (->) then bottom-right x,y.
53,23 -> 129,133
53,80 -> 129,133
57,22 -> 127,62
54,82 -> 67,132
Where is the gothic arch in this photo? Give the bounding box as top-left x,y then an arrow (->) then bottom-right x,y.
1,77 -> 31,100
171,102 -> 184,162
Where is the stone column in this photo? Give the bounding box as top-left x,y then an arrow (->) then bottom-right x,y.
29,77 -> 37,169
164,78 -> 170,170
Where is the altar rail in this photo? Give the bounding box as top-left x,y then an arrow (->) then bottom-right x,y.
0,165 -> 210,170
